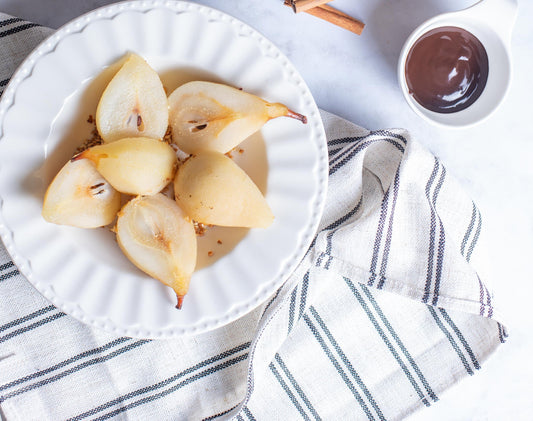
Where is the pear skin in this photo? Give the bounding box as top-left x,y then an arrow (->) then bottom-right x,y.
74,137 -> 177,196
174,151 -> 274,228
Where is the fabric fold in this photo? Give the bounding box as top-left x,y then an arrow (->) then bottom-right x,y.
226,111 -> 505,419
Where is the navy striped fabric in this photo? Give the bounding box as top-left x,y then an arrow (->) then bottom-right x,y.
0,13 -> 506,421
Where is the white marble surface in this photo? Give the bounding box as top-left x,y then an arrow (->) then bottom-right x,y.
1,0 -> 532,419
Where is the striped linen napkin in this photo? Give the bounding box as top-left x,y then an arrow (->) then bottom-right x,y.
0,13 -> 507,421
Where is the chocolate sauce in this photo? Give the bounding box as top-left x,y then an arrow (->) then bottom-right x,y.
405,26 -> 488,113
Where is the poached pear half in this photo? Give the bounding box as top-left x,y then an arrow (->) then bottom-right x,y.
168,81 -> 306,154
115,193 -> 197,309
74,137 -> 177,196
174,151 -> 274,228
96,53 -> 169,143
42,158 -> 121,228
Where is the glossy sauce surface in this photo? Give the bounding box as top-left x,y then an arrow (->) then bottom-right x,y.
405,26 -> 489,113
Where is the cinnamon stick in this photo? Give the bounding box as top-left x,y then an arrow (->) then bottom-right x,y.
307,4 -> 365,35
284,1 -> 365,36
290,0 -> 332,13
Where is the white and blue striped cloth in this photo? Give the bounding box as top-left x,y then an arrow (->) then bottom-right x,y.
0,14 -> 506,421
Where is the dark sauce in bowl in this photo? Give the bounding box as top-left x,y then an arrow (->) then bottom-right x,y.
405,26 -> 489,113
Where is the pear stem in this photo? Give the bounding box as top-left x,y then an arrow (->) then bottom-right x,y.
176,294 -> 185,310
286,109 -> 307,124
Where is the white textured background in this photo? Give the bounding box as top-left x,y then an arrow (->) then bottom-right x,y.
1,0 -> 532,419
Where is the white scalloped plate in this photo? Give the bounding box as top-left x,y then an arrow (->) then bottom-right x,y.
0,1 -> 327,338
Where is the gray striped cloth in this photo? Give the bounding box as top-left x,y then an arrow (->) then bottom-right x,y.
0,13 -> 506,421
